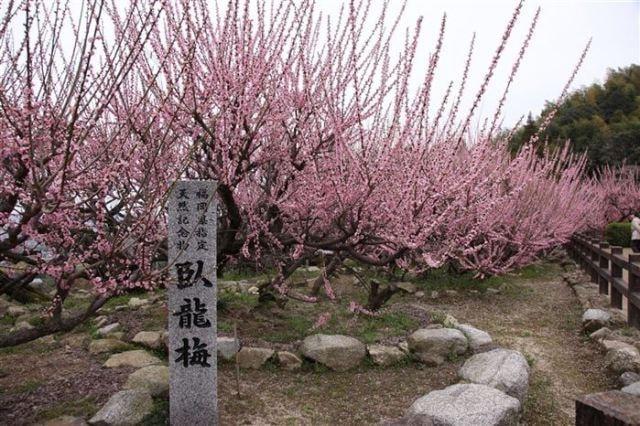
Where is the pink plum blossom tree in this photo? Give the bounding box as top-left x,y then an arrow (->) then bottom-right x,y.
1,0 -> 639,350
0,0 -> 184,346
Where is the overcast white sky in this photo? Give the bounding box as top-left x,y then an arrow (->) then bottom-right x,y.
309,0 -> 639,128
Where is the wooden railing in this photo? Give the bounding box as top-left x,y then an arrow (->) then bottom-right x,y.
567,234 -> 640,329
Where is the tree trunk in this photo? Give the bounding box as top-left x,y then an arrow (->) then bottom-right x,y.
310,255 -> 342,297
0,296 -> 108,348
0,271 -> 49,303
366,280 -> 398,311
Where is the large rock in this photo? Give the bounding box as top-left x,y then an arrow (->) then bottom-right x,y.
236,347 -> 274,369
459,348 -> 530,402
605,345 -> 640,374
97,323 -> 121,337
277,351 -> 303,370
600,339 -> 635,352
29,277 -> 55,294
104,350 -> 162,369
124,365 -> 169,397
217,336 -> 240,361
88,389 -> 152,425
621,381 -> 640,396
620,371 -> 640,387
94,316 -> 109,328
407,383 -> 520,426
455,324 -> 492,352
442,314 -> 459,328
301,334 -> 366,371
582,309 -> 611,333
218,280 -> 238,291
132,331 -> 163,350
89,339 -> 130,355
105,332 -> 125,341
395,282 -> 417,293
127,297 -> 150,309
11,320 -> 34,332
408,328 -> 467,366
589,327 -> 612,340
7,305 -> 28,316
368,344 -> 406,366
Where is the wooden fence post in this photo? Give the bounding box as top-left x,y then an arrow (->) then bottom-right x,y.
610,247 -> 624,309
629,254 -> 640,329
598,242 -> 610,295
576,391 -> 640,425
590,239 -> 599,284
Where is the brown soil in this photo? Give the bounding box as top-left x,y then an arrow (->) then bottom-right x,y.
0,335 -> 133,425
0,262 -> 615,425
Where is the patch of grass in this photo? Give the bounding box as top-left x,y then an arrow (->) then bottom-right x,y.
305,308 -> 418,344
222,267 -> 274,282
358,330 -> 378,344
36,396 -> 99,421
75,321 -> 100,339
446,351 -> 460,363
219,292 -> 258,312
355,312 -> 418,343
147,345 -> 169,362
0,345 -> 21,355
141,398 -> 169,425
103,291 -> 145,309
407,266 -> 508,293
301,358 -> 330,374
263,315 -> 313,343
560,308 -> 581,332
0,315 -> 14,326
429,310 -> 447,325
218,320 -> 233,333
28,316 -> 45,327
523,374 -> 559,424
62,296 -> 91,310
14,379 -> 41,394
289,268 -> 321,281
0,336 -> 58,357
515,263 -> 556,280
403,262 -> 557,295
262,357 -> 279,372
496,281 -> 535,300
142,306 -> 166,330
523,351 -> 536,367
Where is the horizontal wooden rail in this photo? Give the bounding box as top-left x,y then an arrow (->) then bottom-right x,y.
567,234 -> 640,329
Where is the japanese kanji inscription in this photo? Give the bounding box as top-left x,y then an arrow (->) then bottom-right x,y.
167,180 -> 217,425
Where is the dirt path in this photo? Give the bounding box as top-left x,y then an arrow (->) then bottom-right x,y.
438,264 -> 615,425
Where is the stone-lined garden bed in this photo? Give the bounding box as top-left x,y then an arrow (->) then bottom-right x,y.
39,302 -> 534,426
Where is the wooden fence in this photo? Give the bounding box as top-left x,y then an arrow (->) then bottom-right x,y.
567,234 -> 640,329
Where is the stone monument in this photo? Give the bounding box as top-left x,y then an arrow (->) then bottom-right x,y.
167,180 -> 217,425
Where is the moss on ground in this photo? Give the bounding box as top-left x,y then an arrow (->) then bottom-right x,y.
36,396 -> 99,421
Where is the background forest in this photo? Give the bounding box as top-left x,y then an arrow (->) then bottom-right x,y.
510,64 -> 640,170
